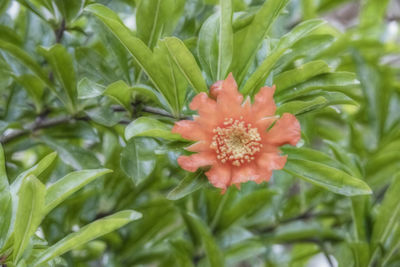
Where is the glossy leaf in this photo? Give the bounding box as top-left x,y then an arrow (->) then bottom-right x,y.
276,96 -> 328,115
167,171 -> 208,200
284,158 -> 372,196
0,144 -> 11,248
38,44 -> 77,112
274,60 -> 332,92
218,189 -> 275,230
32,210 -> 142,266
45,168 -> 112,214
371,173 -> 400,248
120,137 -> 158,184
231,0 -> 289,85
77,78 -> 105,99
163,37 -> 208,93
104,80 -> 132,111
182,212 -> 224,267
13,175 -> 46,263
242,19 -> 326,96
125,117 -> 183,141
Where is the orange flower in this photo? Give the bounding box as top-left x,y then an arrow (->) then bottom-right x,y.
172,73 -> 301,192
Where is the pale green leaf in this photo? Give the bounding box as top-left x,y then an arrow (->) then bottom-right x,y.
45,168 -> 112,214
32,210 -> 142,266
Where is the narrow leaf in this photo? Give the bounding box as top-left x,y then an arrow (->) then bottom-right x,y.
125,117 -> 184,141
164,37 -> 208,93
32,210 -> 142,266
45,168 -> 112,214
242,19 -> 326,96
167,171 -> 208,200
284,158 -> 372,196
13,175 -> 46,263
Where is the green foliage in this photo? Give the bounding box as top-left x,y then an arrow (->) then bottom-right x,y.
0,0 -> 399,266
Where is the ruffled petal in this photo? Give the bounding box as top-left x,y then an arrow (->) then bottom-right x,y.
265,113 -> 301,146
205,163 -> 232,191
177,152 -> 216,172
252,86 -> 276,120
190,92 -> 217,115
256,152 -> 287,171
186,141 -> 210,152
210,80 -> 223,99
254,170 -> 273,184
231,163 -> 260,184
254,116 -> 278,133
216,73 -> 243,108
172,120 -> 207,141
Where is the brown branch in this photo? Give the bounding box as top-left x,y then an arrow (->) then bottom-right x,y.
0,116 -> 83,144
55,19 -> 66,43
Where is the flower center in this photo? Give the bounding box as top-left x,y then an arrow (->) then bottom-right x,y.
210,117 -> 262,166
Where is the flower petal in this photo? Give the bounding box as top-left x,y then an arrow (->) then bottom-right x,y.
216,73 -> 243,107
172,120 -> 207,141
252,86 -> 276,120
186,141 -> 210,152
231,163 -> 260,184
254,170 -> 273,184
265,113 -> 301,146
205,163 -> 232,190
177,152 -> 216,172
256,152 -> 287,171
190,92 -> 217,115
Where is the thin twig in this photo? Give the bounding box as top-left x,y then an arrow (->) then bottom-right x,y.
318,241 -> 335,267
55,19 -> 66,43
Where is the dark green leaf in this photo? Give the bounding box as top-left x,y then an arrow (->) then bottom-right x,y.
120,137 -> 158,184
13,175 -> 46,263
125,117 -> 184,141
45,168 -> 112,214
32,210 -> 142,266
284,158 -> 372,196
167,171 -> 208,200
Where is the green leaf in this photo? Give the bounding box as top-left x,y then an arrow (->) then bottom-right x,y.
77,77 -> 105,99
11,152 -> 58,192
0,40 -> 50,87
163,37 -> 208,93
153,39 -> 187,115
276,96 -> 328,115
167,171 -> 208,200
284,158 -> 372,196
0,144 -> 8,191
198,13 -> 219,82
13,74 -> 45,112
54,0 -> 84,22
125,117 -> 184,141
0,144 -> 11,248
182,212 -> 224,267
274,60 -> 331,92
104,80 -> 132,111
136,0 -> 184,49
242,19 -> 326,96
38,44 -> 77,112
40,137 -> 100,170
218,189 -> 275,230
0,25 -> 23,46
32,210 -> 142,266
120,137 -> 158,184
217,0 -> 233,80
44,168 -> 112,214
371,173 -> 400,249
276,72 -> 361,102
86,4 -> 185,116
231,0 -> 290,85
13,175 -> 46,263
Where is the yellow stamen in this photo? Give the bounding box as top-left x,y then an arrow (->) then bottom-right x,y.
210,118 -> 262,166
